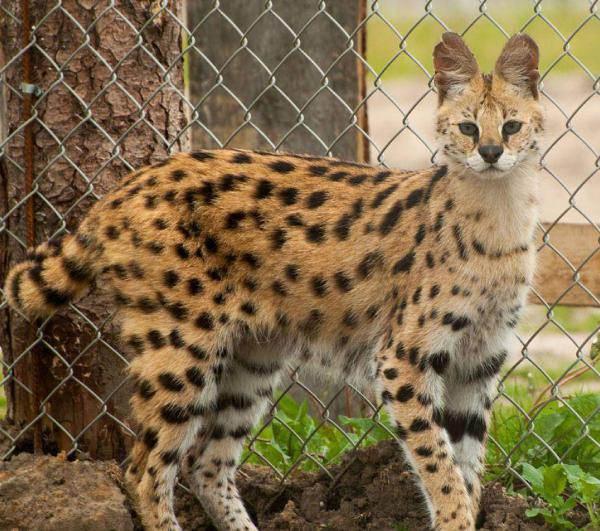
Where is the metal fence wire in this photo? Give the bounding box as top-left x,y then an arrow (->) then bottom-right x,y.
0,0 -> 599,495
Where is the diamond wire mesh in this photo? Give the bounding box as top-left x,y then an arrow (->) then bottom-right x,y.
0,0 -> 598,494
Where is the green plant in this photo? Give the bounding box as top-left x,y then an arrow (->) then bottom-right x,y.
488,391 -> 600,529
487,393 -> 600,481
242,393 -> 392,472
521,463 -> 600,530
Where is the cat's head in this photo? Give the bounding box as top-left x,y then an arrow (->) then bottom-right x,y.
433,32 -> 543,177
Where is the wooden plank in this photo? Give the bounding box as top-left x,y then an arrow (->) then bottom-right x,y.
530,223 -> 600,307
187,0 -> 367,161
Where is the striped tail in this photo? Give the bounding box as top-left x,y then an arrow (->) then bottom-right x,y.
4,231 -> 102,319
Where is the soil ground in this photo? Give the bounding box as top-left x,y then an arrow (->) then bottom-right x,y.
0,440 -> 576,531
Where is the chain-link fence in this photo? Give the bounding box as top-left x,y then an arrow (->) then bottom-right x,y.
0,0 -> 598,496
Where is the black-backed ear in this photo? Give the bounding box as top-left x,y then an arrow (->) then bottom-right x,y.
433,32 -> 480,104
494,34 -> 540,99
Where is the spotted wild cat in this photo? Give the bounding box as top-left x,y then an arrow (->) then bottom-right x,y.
5,33 -> 543,531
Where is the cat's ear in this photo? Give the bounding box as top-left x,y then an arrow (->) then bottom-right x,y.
433,32 -> 479,103
494,34 -> 540,99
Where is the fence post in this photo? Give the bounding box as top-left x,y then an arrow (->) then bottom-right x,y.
187,0 -> 368,161
0,0 -> 187,459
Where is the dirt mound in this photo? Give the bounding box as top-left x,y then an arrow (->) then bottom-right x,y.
0,441 -> 553,531
182,441 -> 550,531
0,453 -> 133,531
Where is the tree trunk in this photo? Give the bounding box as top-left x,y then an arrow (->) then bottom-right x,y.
0,0 -> 186,460
187,0 -> 368,161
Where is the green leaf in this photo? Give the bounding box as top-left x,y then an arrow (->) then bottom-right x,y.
542,464 -> 568,499
521,463 -> 544,493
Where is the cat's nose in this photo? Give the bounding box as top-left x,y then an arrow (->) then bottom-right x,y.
478,144 -> 503,164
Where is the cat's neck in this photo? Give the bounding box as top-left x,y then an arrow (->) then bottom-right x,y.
447,162 -> 540,252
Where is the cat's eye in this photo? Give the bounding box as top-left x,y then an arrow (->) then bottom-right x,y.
502,120 -> 522,136
458,122 -> 478,136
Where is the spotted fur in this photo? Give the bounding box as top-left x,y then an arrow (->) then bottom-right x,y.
4,33 -> 543,531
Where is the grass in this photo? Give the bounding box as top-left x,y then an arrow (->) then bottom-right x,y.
519,305 -> 600,336
243,382 -> 599,530
366,2 -> 599,80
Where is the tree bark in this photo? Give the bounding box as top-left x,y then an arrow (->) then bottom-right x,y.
187,0 -> 368,161
0,0 -> 186,460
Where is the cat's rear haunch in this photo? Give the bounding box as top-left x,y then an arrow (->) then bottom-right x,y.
5,33 -> 543,531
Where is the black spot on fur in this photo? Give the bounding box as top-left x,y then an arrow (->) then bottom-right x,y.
161,404 -> 190,424
225,210 -> 246,229
195,312 -> 214,330
395,342 -> 406,359
311,276 -> 328,297
188,344 -> 207,360
306,223 -> 326,244
406,188 -> 423,208
379,200 -> 403,235
334,214 -> 353,241
371,184 -> 398,209
309,165 -> 328,176
333,271 -> 353,292
393,250 -> 415,274
328,171 -> 348,182
348,173 -> 367,185
241,252 -> 261,269
147,330 -> 166,349
232,152 -> 252,164
396,384 -> 414,402
62,257 -> 93,282
169,329 -> 185,348
204,235 -> 218,253
187,278 -> 203,295
271,228 -> 287,250
357,250 -> 384,279
285,264 -> 299,281
159,372 -> 185,392
138,380 -> 156,400
163,270 -> 179,288
416,446 -> 433,457
410,418 -> 431,432
278,187 -> 298,205
255,179 -> 275,199
270,160 -> 295,173
429,351 -> 450,375
243,277 -> 258,292
473,239 -> 486,255
240,301 -> 257,315
191,151 -> 214,162
306,190 -> 329,209
271,280 -> 288,297
342,310 -> 358,328
453,225 -> 468,260
286,213 -> 304,227
143,428 -> 159,449
174,243 -> 189,260
373,170 -> 392,184
415,224 -> 427,245
383,367 -> 398,380
185,367 -> 205,388
105,225 -> 119,240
